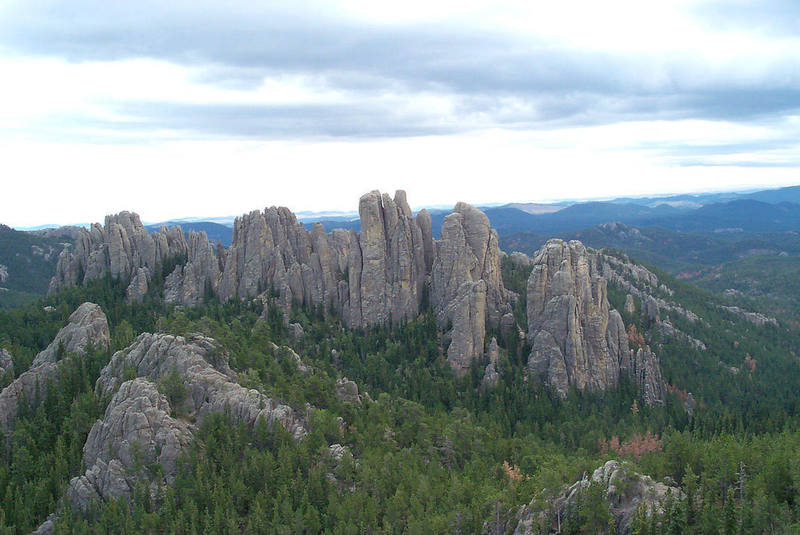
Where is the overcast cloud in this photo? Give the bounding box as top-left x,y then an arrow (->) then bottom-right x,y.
1,0 -> 798,226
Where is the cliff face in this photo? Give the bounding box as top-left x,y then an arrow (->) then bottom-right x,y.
526,240 -> 664,404
45,193 -> 513,376
430,204 -> 511,374
49,212 -> 188,294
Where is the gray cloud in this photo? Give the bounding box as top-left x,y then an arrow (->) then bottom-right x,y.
0,0 -> 799,149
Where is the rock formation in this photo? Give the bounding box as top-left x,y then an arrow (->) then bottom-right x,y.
49,212 -> 189,294
31,302 -> 110,367
63,332 -> 307,514
0,348 -> 13,376
431,203 -> 511,374
47,193 -> 515,377
0,362 -> 61,434
0,303 -> 109,433
125,267 -> 150,303
481,337 -> 501,388
66,379 -> 193,510
514,460 -> 681,535
164,231 -> 220,306
526,240 -> 664,404
335,377 -> 362,405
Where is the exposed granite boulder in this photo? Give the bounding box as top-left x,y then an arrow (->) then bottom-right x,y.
58,332 -> 309,515
125,267 -> 150,304
514,460 -> 681,535
32,302 -> 110,367
96,333 -> 307,439
336,377 -> 362,405
481,337 -> 501,388
0,264 -> 7,284
0,348 -> 13,376
66,379 -> 193,510
0,362 -> 60,433
624,294 -> 636,315
49,212 -> 188,294
526,240 -> 664,404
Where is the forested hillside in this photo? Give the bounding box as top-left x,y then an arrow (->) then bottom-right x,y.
2,238 -> 800,533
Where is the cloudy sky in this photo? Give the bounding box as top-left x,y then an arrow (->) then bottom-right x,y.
1,0 -> 799,226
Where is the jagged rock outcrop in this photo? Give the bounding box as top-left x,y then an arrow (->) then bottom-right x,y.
481,337 -> 500,388
431,204 -> 511,374
336,377 -> 362,405
164,231 -> 220,306
66,379 -> 193,510
0,348 -> 13,376
514,460 -> 681,535
49,212 -> 188,294
354,190 -> 427,326
125,267 -> 150,303
1,303 -> 110,433
96,333 -> 307,438
288,322 -> 305,341
624,294 -> 636,315
60,332 -> 308,514
0,361 -> 60,434
218,206 -> 351,322
526,240 -> 664,404
31,302 -> 110,367
719,305 -> 778,327
0,264 -> 8,284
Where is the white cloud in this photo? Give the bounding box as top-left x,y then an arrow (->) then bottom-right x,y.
0,0 -> 798,226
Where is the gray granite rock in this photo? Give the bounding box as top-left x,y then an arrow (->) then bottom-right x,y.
0,348 -> 13,376
66,378 -> 193,511
514,460 -> 681,535
49,212 -> 188,294
526,240 -> 664,404
32,302 -> 110,367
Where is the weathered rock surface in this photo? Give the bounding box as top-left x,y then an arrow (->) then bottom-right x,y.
0,361 -> 60,433
514,460 -> 681,535
164,231 -> 220,306
1,303 -> 110,434
624,294 -> 636,315
96,333 -> 307,439
125,267 -> 150,304
62,332 -> 308,514
336,377 -> 362,405
481,337 -> 501,388
288,322 -> 305,341
719,305 -> 778,327
526,240 -> 664,404
31,302 -> 110,367
49,212 -> 189,294
0,264 -> 7,284
0,348 -> 13,376
431,204 -> 511,374
66,379 -> 193,510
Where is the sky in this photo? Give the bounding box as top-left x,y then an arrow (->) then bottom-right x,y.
1,0 -> 799,227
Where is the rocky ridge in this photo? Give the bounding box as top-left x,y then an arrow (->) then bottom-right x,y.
0,302 -> 110,433
526,240 -> 665,404
31,302 -> 110,367
513,460 -> 681,535
62,332 -> 307,515
49,191 -> 512,376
